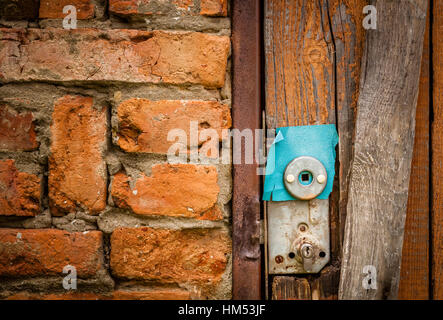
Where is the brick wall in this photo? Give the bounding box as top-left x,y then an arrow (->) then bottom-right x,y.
0,0 -> 231,300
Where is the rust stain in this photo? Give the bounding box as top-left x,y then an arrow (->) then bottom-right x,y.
232,0 -> 262,300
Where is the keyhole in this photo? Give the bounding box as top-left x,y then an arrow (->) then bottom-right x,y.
299,171 -> 313,185
300,243 -> 314,259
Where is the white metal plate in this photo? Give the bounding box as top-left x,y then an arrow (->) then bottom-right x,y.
267,199 -> 330,274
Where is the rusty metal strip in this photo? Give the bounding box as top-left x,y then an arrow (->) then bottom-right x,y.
232,0 -> 263,300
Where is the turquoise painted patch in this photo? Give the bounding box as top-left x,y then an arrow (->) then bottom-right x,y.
263,125 -> 338,201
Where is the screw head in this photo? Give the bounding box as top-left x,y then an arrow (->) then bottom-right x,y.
286,174 -> 295,183
300,243 -> 314,259
317,174 -> 326,184
275,255 -> 284,264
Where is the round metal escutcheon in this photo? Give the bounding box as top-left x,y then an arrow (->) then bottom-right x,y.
283,156 -> 327,200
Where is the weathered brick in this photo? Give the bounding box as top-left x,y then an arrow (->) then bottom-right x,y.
116,98 -> 231,155
0,160 -> 40,217
39,0 -> 95,19
0,105 -> 38,151
111,164 -> 221,219
109,0 -> 195,16
174,0 -> 195,11
200,0 -> 227,16
0,229 -> 103,277
5,289 -> 190,300
0,29 -> 230,88
110,227 -> 230,284
109,0 -> 139,15
49,95 -> 107,216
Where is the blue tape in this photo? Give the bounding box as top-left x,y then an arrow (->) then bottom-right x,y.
263,125 -> 338,201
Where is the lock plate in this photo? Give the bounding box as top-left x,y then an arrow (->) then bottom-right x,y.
283,156 -> 327,200
267,199 -> 330,274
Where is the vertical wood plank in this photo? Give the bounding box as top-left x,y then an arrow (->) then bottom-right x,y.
339,0 -> 428,300
331,0 -> 366,248
272,277 -> 311,300
265,0 -> 335,300
265,0 -> 335,129
398,2 -> 430,300
264,0 -> 365,299
432,0 -> 443,300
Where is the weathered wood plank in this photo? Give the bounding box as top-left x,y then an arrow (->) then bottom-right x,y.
272,277 -> 311,300
332,0 -> 366,248
265,0 -> 335,300
432,0 -> 443,300
265,0 -> 335,129
398,2 -> 430,300
339,0 -> 427,300
265,0 -> 365,299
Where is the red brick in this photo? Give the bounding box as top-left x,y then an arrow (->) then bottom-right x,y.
200,0 -> 227,16
174,0 -> 194,11
0,160 -> 41,217
5,289 -> 190,300
39,0 -> 95,19
109,0 -> 195,15
109,0 -> 139,15
116,99 -> 231,154
49,95 -> 107,216
110,227 -> 230,284
0,28 -> 230,88
0,105 -> 38,151
111,164 -> 221,219
0,229 -> 103,277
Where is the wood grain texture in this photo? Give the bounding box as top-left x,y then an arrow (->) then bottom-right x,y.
272,277 -> 311,300
432,0 -> 443,300
332,0 -> 366,248
265,0 -> 335,129
265,0 -> 335,300
398,2 -> 430,300
339,0 -> 427,300
265,0 -> 365,299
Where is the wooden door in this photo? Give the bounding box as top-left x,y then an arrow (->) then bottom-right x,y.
264,0 -> 430,300
264,0 -> 365,299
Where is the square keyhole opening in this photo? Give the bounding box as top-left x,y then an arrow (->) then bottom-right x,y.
299,171 -> 313,186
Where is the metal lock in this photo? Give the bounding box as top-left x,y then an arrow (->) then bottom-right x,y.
283,156 -> 327,200
267,156 -> 330,274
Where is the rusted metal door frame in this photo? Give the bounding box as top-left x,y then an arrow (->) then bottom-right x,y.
232,0 -> 263,300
